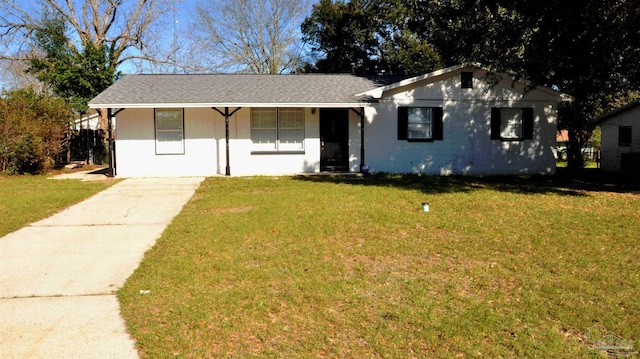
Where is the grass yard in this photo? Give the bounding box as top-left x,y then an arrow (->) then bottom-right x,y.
556,160 -> 600,169
119,173 -> 640,358
0,175 -> 115,237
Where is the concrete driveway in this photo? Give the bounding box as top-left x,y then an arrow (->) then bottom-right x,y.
0,177 -> 204,358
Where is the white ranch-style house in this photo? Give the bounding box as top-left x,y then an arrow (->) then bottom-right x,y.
597,100 -> 640,172
88,64 -> 569,177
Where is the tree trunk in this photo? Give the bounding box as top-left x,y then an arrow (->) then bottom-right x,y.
566,129 -> 587,171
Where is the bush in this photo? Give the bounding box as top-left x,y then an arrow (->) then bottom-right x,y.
0,88 -> 71,174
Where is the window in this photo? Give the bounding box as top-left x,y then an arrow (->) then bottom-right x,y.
618,126 -> 632,147
408,107 -> 433,139
397,107 -> 443,141
461,71 -> 473,89
500,108 -> 523,139
251,108 -> 304,152
491,107 -> 534,141
155,108 -> 184,154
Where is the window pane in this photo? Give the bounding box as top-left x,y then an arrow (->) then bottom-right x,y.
155,109 -> 184,154
407,107 -> 432,139
500,108 -> 523,139
251,108 -> 277,151
251,108 -> 277,129
461,72 -> 473,89
251,129 -> 277,144
279,128 -> 304,150
619,126 -> 632,146
156,109 -> 182,130
253,117 -> 277,129
278,108 -> 304,128
157,131 -> 183,143
278,108 -> 304,150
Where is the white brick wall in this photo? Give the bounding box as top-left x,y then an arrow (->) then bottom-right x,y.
114,69 -> 561,177
364,69 -> 558,175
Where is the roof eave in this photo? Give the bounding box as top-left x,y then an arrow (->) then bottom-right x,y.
357,62 -> 570,102
356,63 -> 474,98
87,102 -> 375,109
595,99 -> 640,124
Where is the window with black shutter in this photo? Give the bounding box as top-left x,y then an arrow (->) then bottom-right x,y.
398,107 -> 443,142
490,107 -> 534,141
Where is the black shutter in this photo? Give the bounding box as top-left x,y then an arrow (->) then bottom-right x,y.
398,107 -> 408,140
433,107 -> 443,140
523,108 -> 534,139
491,108 -> 501,140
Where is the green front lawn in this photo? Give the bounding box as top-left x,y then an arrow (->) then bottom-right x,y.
0,175 -> 115,237
120,174 -> 639,358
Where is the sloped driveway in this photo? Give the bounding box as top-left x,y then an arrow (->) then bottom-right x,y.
0,177 -> 204,358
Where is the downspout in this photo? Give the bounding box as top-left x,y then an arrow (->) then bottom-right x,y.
212,107 -> 242,176
350,107 -> 366,173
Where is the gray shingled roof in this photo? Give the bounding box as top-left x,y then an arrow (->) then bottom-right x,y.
88,74 -> 403,108
596,99 -> 640,124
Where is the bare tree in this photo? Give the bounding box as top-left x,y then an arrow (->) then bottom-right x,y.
1,0 -> 189,133
0,57 -> 44,91
194,0 -> 311,74
0,0 -> 183,83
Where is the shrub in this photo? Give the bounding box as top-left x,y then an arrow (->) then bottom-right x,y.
0,87 -> 71,174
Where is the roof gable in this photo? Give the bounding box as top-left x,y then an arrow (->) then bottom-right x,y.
597,100 -> 640,124
357,63 -> 570,102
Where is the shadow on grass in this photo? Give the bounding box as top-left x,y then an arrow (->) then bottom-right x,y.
293,168 -> 640,196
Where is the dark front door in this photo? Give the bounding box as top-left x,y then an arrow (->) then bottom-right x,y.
320,109 -> 349,172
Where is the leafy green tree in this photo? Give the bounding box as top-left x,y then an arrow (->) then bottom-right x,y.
26,13 -> 119,114
0,87 -> 71,174
425,0 -> 640,169
301,0 -> 441,75
1,0 -> 178,128
302,0 -> 640,170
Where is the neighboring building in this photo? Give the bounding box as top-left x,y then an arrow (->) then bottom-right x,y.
87,64 -> 568,177
555,129 -> 598,162
556,130 -> 569,160
71,111 -> 116,131
72,112 -> 100,131
597,100 -> 640,172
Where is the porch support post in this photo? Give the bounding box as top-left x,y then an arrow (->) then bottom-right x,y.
212,107 -> 242,176
106,108 -> 114,177
350,107 -> 366,173
107,108 -> 124,177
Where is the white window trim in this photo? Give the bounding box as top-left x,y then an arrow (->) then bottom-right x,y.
155,108 -> 184,155
251,108 -> 305,153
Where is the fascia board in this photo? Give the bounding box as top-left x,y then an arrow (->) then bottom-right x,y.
88,102 -> 374,109
356,63 -> 571,102
356,63 -> 471,98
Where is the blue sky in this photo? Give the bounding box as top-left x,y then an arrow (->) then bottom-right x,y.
0,0 -> 315,89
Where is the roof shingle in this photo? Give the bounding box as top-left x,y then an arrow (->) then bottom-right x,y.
88,74 -> 402,108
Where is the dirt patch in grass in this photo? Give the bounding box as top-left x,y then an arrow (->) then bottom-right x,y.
220,206 -> 256,213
